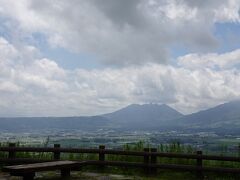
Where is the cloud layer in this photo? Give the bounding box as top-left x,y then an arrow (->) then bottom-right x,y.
0,0 -> 239,66
0,37 -> 240,116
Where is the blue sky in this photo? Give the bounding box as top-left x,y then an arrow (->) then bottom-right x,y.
0,0 -> 240,117
214,22 -> 240,52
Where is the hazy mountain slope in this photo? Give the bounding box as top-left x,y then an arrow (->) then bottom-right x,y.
1,101 -> 240,132
0,116 -> 109,132
103,104 -> 183,129
176,100 -> 240,132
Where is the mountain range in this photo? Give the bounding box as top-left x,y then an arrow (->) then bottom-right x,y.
103,103 -> 183,129
0,100 -> 240,133
174,100 -> 240,134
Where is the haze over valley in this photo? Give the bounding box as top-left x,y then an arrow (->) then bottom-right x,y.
1,100 -> 240,154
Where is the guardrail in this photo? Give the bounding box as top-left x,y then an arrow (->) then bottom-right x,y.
0,143 -> 240,178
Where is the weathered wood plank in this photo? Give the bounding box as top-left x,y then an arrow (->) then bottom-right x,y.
3,160 -> 86,173
1,146 -> 240,162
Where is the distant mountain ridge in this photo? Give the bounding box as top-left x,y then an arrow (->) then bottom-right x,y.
0,101 -> 240,133
102,104 -> 183,129
175,100 -> 240,133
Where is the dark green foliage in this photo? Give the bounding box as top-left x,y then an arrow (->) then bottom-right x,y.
0,143 -> 8,158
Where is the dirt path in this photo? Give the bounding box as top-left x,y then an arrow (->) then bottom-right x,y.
0,171 -> 142,180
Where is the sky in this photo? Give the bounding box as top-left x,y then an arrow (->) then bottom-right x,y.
0,0 -> 240,117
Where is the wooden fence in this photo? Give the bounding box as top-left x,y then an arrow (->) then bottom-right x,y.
0,143 -> 240,178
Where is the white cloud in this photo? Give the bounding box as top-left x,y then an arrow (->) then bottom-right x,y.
178,49 -> 240,70
0,37 -> 240,116
0,0 -> 239,66
0,81 -> 22,93
0,37 -> 18,61
213,0 -> 240,22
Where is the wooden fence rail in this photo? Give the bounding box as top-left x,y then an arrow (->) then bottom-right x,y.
0,143 -> 240,178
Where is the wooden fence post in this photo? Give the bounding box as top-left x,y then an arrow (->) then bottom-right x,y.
143,148 -> 150,175
238,144 -> 240,157
150,148 -> 157,175
99,145 -> 105,161
54,144 -> 61,160
99,145 -> 105,171
196,150 -> 203,179
8,143 -> 16,159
